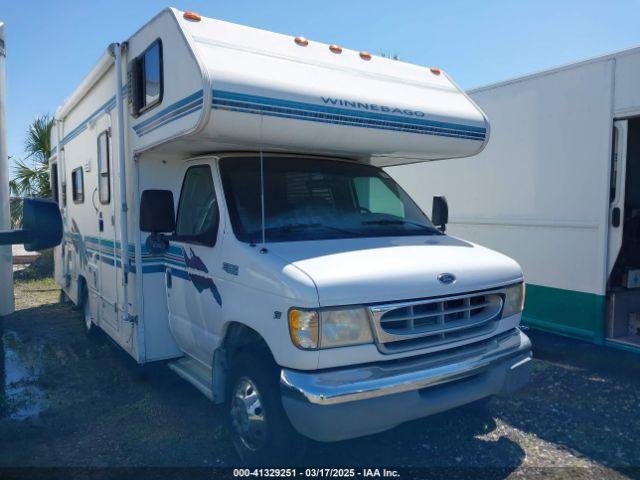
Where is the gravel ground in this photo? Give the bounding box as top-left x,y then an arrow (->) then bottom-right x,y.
1,278 -> 639,479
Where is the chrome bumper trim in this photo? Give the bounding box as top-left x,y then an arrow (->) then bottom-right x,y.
280,328 -> 531,406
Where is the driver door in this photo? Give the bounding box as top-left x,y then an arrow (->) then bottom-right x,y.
166,163 -> 223,366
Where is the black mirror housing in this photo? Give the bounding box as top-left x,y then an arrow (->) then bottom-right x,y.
0,198 -> 63,250
140,190 -> 176,233
432,196 -> 449,232
23,198 -> 64,250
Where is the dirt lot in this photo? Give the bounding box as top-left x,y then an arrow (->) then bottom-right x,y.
1,278 -> 639,478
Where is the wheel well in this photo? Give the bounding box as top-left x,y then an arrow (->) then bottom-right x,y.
222,322 -> 269,358
211,322 -> 273,404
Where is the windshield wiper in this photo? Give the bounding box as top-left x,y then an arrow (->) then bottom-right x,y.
362,219 -> 438,232
274,223 -> 358,235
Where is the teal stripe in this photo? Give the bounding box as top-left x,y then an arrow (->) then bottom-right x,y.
212,89 -> 486,140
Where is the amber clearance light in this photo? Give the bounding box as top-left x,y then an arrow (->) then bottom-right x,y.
294,36 -> 309,46
183,11 -> 202,22
329,44 -> 342,54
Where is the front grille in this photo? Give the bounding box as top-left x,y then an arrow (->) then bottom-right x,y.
369,291 -> 503,353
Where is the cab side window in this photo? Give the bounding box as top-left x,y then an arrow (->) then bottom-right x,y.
175,165 -> 219,246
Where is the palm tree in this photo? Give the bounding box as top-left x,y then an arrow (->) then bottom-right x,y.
9,114 -> 53,227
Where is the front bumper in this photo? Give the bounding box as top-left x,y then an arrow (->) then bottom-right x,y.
280,328 -> 531,442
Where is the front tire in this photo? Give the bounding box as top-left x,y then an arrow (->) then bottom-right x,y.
227,348 -> 306,465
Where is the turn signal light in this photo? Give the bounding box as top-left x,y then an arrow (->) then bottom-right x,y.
183,12 -> 202,22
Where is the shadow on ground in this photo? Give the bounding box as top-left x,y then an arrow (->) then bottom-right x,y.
1,296 -> 639,477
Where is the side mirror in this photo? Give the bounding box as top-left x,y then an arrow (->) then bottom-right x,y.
140,189 -> 176,233
0,198 -> 63,250
140,190 -> 175,254
431,196 -> 449,233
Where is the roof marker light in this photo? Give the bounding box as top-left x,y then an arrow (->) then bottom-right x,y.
359,51 -> 372,61
329,44 -> 342,54
183,12 -> 202,22
430,67 -> 442,75
294,37 -> 309,46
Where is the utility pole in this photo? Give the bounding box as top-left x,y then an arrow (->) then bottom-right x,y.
0,21 -> 15,316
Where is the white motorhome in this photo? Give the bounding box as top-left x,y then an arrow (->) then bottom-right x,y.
392,46 -> 640,352
50,8 -> 531,462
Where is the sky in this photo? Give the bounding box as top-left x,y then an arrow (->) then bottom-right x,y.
1,0 -> 640,173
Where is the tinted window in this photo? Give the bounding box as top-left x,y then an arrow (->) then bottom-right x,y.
97,131 -> 110,204
135,40 -> 163,114
144,42 -> 161,106
220,156 -> 438,243
176,166 -> 219,246
71,168 -> 84,204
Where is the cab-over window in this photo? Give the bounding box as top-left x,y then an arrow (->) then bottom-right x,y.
133,39 -> 163,115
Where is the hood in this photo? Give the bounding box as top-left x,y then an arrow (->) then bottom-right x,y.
267,235 -> 522,306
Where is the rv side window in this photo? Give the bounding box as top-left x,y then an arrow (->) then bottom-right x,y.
51,163 -> 59,204
134,40 -> 163,115
71,168 -> 84,204
97,131 -> 111,204
175,165 -> 219,246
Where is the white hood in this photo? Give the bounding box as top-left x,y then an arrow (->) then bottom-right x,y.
267,235 -> 522,306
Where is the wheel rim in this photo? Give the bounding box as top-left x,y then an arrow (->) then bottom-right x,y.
230,377 -> 267,451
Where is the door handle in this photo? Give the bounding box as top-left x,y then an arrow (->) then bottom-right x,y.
166,269 -> 172,289
612,207 -> 621,227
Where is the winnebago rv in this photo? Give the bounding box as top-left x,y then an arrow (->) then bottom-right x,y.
391,46 -> 640,353
50,8 -> 531,462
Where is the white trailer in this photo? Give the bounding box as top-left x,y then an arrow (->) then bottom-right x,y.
50,8 -> 531,462
391,46 -> 640,352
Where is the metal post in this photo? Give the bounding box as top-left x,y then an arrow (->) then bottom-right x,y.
0,22 -> 14,316
110,42 -> 129,323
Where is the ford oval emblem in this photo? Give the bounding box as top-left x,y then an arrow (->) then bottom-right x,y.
438,273 -> 456,285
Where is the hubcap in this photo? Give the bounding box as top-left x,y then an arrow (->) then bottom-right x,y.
230,377 -> 267,451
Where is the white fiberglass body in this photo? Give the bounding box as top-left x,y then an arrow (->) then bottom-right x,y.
48,8 -> 530,446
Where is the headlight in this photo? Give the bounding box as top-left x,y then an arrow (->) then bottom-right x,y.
288,307 -> 373,350
502,282 -> 525,318
320,307 -> 373,348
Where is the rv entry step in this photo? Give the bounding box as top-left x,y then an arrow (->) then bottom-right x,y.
168,356 -> 214,401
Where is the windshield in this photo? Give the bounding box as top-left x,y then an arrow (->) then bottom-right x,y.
219,156 -> 440,243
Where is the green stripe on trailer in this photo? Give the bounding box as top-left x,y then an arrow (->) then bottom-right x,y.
522,284 -> 606,343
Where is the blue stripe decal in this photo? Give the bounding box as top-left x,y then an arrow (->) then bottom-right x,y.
133,90 -> 204,137
60,96 -> 117,147
211,89 -> 486,141
66,232 -> 192,275
56,84 -> 128,150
